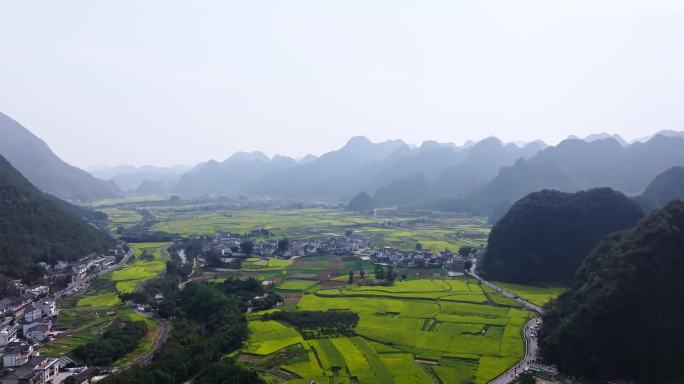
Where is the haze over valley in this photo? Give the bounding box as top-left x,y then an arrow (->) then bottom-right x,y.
2,2 -> 684,384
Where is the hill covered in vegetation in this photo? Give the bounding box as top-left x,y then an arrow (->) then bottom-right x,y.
480,188 -> 643,284
0,154 -> 112,283
540,200 -> 684,382
347,191 -> 376,212
638,166 -> 684,212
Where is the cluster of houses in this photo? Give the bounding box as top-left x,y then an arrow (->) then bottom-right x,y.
0,244 -> 128,384
369,247 -> 474,271
206,231 -> 479,274
0,281 -> 62,384
208,232 -> 369,262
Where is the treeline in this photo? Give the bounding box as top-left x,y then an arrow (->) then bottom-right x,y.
73,321 -> 148,366
101,282 -> 265,384
216,277 -> 282,312
264,311 -> 359,339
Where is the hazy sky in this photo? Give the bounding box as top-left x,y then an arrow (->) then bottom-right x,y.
1,1 -> 684,168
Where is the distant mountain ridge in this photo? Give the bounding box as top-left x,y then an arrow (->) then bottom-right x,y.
0,112 -> 121,202
637,166 -> 684,212
473,135 -> 684,214
173,135 -> 548,201
90,164 -> 190,192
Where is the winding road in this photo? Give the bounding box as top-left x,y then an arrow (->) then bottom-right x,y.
468,261 -> 543,384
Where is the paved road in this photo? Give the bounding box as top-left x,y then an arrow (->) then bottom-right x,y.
468,261 -> 542,384
134,317 -> 171,366
54,248 -> 134,300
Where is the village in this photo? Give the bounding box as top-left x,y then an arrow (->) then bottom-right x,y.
206,230 -> 478,273
0,243 -> 130,384
0,227 -> 479,384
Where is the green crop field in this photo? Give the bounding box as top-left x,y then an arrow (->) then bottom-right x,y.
92,202 -> 502,382
111,243 -> 170,293
98,208 -> 144,229
276,279 -> 318,291
492,282 -> 566,307
149,208 -> 376,237
244,320 -> 305,356
242,278 -> 531,384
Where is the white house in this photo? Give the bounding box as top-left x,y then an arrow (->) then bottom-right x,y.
23,306 -> 43,323
0,326 -> 18,346
25,324 -> 51,343
1,356 -> 60,384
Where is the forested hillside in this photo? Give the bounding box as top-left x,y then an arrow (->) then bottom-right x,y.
540,200 -> 684,382
480,188 -> 643,284
0,154 -> 112,283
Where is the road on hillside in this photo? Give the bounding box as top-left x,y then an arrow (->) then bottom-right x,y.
468,261 -> 542,384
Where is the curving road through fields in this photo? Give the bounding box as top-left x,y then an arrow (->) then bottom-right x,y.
469,261 -> 542,384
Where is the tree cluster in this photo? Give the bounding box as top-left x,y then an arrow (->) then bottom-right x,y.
264,310 -> 359,339
73,321 -> 148,366
101,282 -> 264,384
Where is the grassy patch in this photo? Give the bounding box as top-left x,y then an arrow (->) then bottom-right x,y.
492,282 -> 566,307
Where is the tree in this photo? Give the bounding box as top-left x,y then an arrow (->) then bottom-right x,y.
415,242 -> 423,251
359,270 -> 365,279
458,246 -> 474,257
517,373 -> 535,384
277,238 -> 289,253
374,265 -> 384,280
348,271 -> 354,284
240,240 -> 254,256
400,273 -> 407,281
387,266 -> 395,283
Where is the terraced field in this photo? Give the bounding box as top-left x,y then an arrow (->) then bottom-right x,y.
241,278 -> 530,384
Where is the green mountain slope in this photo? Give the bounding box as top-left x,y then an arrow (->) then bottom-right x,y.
540,200 -> 684,381
480,188 -> 643,284
0,154 -> 113,282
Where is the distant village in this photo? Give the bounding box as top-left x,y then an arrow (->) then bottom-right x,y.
0,243 -> 129,384
204,229 -> 480,272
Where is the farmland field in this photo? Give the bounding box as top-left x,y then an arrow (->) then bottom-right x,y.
90,201 -> 514,382
241,277 -> 531,384
492,282 -> 566,307
99,203 -> 491,254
